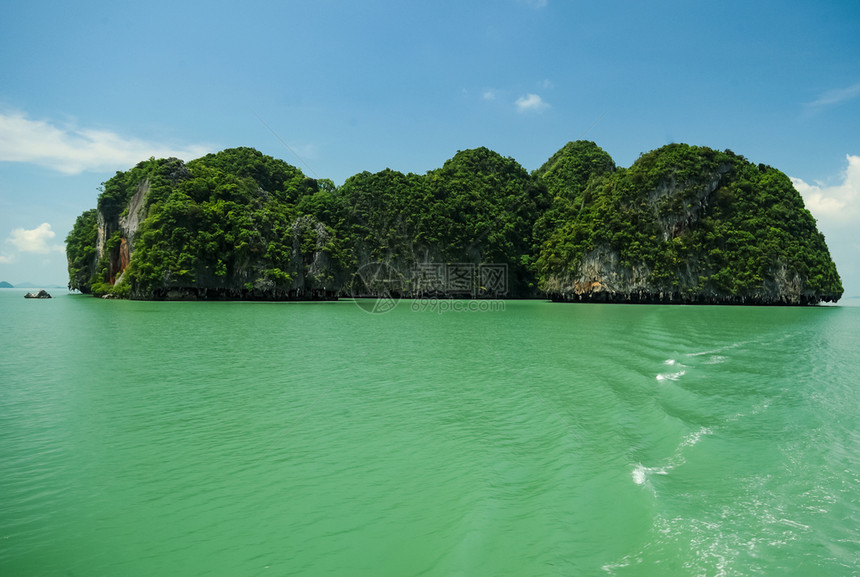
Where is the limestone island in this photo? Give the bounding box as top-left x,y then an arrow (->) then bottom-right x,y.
66,142 -> 842,305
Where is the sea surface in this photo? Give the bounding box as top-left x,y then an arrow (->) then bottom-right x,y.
1,288 -> 858,576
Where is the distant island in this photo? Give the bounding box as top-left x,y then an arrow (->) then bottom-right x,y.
0,281 -> 13,288
66,142 -> 843,305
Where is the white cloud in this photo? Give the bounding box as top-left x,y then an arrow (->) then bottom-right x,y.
8,223 -> 66,254
0,254 -> 14,264
0,111 -> 212,174
791,154 -> 860,224
515,93 -> 550,113
482,89 -> 498,101
807,83 -> 860,109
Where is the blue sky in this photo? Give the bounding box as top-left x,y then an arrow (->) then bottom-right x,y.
1,0 -> 858,296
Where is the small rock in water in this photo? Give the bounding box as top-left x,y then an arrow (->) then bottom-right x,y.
24,289 -> 52,299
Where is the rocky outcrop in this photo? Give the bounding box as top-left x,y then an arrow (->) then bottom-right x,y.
113,177 -> 150,283
98,178 -> 149,284
289,215 -> 335,294
24,289 -> 52,299
547,236 -> 840,306
649,164 -> 732,241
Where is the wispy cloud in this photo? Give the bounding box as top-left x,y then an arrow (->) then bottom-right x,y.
7,223 -> 66,254
806,83 -> 860,110
482,89 -> 499,101
515,93 -> 550,113
0,111 -> 212,174
791,154 -> 860,223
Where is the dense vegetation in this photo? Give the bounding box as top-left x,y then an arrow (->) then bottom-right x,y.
66,142 -> 843,304
536,144 -> 842,302
339,147 -> 551,295
65,209 -> 98,293
69,149 -> 350,299
531,140 -> 617,259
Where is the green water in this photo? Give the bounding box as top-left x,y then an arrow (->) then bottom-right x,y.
1,289 -> 858,576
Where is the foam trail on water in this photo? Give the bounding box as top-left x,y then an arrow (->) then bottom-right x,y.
656,369 -> 686,382
632,426 -> 712,487
601,555 -> 637,574
632,464 -> 669,486
686,340 -> 747,357
681,426 -> 712,448
632,464 -> 646,486
657,358 -> 687,381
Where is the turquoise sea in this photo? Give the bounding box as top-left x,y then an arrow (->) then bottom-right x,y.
1,288 -> 858,576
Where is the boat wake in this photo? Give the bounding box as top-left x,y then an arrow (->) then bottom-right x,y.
656,359 -> 686,381
632,426 -> 712,488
